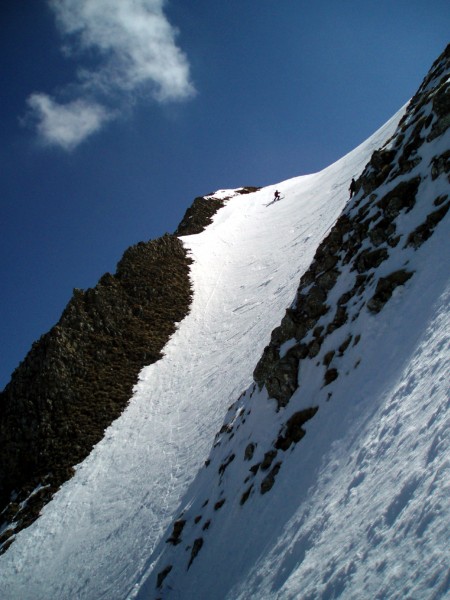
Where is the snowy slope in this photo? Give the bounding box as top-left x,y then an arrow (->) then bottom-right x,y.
2,45 -> 449,600
152,274 -> 449,600
141,201 -> 449,599
136,53 -> 450,598
0,110 -> 404,599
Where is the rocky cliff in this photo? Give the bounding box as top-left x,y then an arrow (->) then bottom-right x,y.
0,189 -> 260,553
253,44 -> 449,407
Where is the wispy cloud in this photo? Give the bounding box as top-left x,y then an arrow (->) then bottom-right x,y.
27,94 -> 112,151
28,0 -> 195,150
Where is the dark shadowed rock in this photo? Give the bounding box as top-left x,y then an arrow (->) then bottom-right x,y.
175,195 -> 226,236
367,270 -> 414,313
187,538 -> 204,569
167,519 -> 186,545
240,484 -> 254,506
324,368 -> 339,386
244,443 -> 256,461
260,462 -> 282,494
156,565 -> 173,589
376,178 -> 421,218
431,151 -> 450,180
406,200 -> 450,248
275,408 -> 319,451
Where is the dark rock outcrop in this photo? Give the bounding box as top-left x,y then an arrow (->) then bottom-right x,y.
167,519 -> 186,546
187,537 -> 204,569
175,195 -> 226,236
156,565 -> 173,589
367,270 -> 414,313
0,234 -> 193,550
253,44 -> 450,410
260,462 -> 282,494
274,408 -> 319,451
405,198 -> 449,248
0,187 -> 253,552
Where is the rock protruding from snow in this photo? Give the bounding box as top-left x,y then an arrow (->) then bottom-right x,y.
0,234 -> 193,552
149,43 -> 449,599
253,45 -> 449,409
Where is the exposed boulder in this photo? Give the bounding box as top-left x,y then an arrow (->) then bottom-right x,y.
244,443 -> 256,461
156,565 -> 173,589
275,408 -> 319,451
260,450 -> 278,471
431,151 -> 450,180
167,519 -> 186,546
324,368 -> 339,386
367,270 -> 414,313
214,498 -> 226,510
354,247 -> 389,273
406,199 -> 449,248
360,149 -> 397,195
187,538 -> 204,569
260,462 -> 282,494
376,177 -> 421,217
240,484 -> 254,506
253,46 -> 449,411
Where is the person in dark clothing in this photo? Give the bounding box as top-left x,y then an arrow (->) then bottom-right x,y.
274,190 -> 281,201
349,178 -> 356,198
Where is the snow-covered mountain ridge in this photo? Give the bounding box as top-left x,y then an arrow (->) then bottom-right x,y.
0,183 -> 258,551
0,45 -> 449,600
140,45 -> 450,598
0,234 -> 196,548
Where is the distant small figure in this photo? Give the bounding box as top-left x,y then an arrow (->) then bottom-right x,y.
349,178 -> 356,198
274,190 -> 281,201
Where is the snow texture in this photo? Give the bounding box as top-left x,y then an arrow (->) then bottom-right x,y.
1,75 -> 449,599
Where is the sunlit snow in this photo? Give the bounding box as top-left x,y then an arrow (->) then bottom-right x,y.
1,99 -> 448,600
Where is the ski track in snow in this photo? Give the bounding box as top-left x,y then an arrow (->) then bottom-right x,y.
0,109 -> 409,600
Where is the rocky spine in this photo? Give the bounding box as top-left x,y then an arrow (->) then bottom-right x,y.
0,189 -> 259,553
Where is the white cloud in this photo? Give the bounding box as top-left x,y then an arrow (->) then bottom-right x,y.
49,0 -> 195,101
28,0 -> 195,149
28,94 -> 112,151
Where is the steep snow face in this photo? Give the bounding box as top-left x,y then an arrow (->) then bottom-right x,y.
142,227 -> 449,600
137,52 -> 450,598
0,113 -> 404,598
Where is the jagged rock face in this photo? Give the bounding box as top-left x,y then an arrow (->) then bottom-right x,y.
254,44 -> 450,409
175,195 -> 226,236
0,233 -> 194,550
0,184 -> 259,552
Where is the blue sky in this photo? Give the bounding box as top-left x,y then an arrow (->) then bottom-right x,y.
1,1 -> 448,389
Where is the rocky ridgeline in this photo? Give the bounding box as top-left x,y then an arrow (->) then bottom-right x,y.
253,44 -> 449,407
153,45 -> 449,587
0,189 -> 254,553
